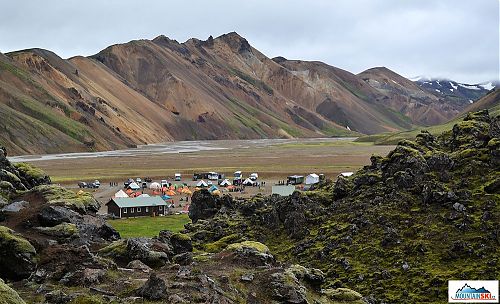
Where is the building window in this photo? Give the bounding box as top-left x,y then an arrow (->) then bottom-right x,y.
159,206 -> 163,211
145,207 -> 149,212
137,207 -> 141,213
130,208 -> 134,213
123,208 -> 127,214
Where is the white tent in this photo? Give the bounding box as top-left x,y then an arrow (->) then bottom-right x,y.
114,189 -> 129,198
128,182 -> 140,190
196,180 -> 208,187
305,173 -> 320,185
220,179 -> 232,187
138,194 -> 150,197
243,178 -> 255,186
340,172 -> 354,177
149,182 -> 161,190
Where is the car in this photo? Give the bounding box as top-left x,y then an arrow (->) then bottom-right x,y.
136,178 -> 142,183
124,178 -> 134,187
144,177 -> 153,183
161,180 -> 168,187
174,173 -> 181,181
93,180 -> 101,187
78,182 -> 87,188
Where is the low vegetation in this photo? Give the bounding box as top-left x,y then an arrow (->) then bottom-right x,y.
108,214 -> 191,238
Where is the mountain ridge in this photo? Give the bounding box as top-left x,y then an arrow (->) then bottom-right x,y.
0,32 -> 492,155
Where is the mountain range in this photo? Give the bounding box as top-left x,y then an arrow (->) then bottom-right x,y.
0,32 -> 495,155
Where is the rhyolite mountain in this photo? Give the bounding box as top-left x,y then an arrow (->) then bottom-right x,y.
0,32 -> 490,155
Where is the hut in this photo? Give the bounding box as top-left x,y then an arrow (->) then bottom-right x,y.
305,173 -> 320,185
106,196 -> 167,218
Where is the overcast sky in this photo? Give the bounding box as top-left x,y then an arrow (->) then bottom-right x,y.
0,0 -> 498,83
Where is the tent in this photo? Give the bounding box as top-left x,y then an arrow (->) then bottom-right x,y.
125,189 -> 133,194
305,173 -> 320,185
162,195 -> 172,200
196,180 -> 208,187
212,190 -> 221,196
138,194 -> 150,197
114,189 -> 129,198
166,190 -> 176,196
227,185 -> 236,190
220,179 -> 232,187
149,182 -> 161,190
242,178 -> 255,186
128,182 -> 140,190
340,172 -> 354,177
209,185 -> 218,192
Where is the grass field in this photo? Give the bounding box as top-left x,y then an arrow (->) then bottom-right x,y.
108,214 -> 191,238
23,139 -> 394,184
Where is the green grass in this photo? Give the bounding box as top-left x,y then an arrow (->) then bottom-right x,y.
108,214 -> 191,238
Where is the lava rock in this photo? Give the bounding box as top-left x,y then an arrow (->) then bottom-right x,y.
0,226 -> 37,280
136,273 -> 167,300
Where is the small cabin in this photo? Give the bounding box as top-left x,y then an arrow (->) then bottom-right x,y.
106,196 -> 167,218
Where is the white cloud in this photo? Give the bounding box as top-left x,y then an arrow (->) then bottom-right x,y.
0,0 -> 498,83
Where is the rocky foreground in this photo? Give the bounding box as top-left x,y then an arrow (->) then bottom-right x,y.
0,110 -> 498,303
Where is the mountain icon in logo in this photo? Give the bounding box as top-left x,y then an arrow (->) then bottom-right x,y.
457,284 -> 491,294
453,283 -> 496,301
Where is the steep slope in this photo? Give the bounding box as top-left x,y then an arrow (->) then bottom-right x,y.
356,88 -> 500,145
358,67 -> 465,126
0,32 -> 490,155
187,110 -> 500,303
275,59 -> 414,133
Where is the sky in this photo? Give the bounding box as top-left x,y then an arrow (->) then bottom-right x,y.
0,0 -> 498,84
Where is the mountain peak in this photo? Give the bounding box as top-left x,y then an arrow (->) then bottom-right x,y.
216,32 -> 252,54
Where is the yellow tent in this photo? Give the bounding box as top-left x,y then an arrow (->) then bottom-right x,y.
77,190 -> 85,195
212,190 -> 221,196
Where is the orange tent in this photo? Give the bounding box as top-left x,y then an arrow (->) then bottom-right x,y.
166,190 -> 176,196
152,190 -> 161,196
227,185 -> 236,190
126,189 -> 133,194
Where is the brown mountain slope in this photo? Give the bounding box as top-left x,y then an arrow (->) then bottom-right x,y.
463,88 -> 500,114
358,67 -> 464,126
0,32 -> 478,155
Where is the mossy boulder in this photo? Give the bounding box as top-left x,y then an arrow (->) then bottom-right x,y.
0,278 -> 26,304
324,288 -> 363,302
223,241 -> 274,267
226,241 -> 269,253
36,223 -> 79,238
170,233 -> 193,254
99,238 -> 169,268
13,162 -> 51,188
0,226 -> 37,280
30,185 -> 99,213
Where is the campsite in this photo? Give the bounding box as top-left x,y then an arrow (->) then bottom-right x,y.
9,138 -> 394,238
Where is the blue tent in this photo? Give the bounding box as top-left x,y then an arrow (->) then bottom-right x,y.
161,195 -> 172,200
209,185 -> 218,192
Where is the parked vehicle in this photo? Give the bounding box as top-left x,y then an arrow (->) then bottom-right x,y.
124,178 -> 134,187
161,179 -> 169,187
136,178 -> 142,183
78,182 -> 87,188
144,177 -> 153,183
93,180 -> 101,187
142,182 -> 147,189
250,173 -> 259,181
174,173 -> 181,181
